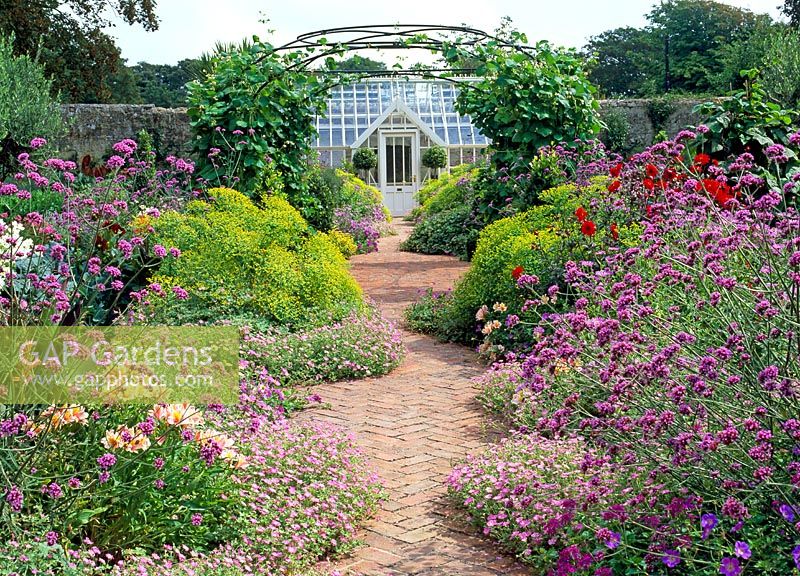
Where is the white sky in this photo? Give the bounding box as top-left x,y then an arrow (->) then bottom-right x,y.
105,0 -> 785,65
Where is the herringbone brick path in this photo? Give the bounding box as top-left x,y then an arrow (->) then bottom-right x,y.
300,223 -> 528,576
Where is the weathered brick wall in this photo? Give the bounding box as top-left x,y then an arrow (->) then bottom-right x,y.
58,99 -> 708,160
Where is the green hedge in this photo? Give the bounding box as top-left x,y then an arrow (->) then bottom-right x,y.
416,178 -> 639,343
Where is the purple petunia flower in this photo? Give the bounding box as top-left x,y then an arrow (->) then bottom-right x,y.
793,545 -> 800,568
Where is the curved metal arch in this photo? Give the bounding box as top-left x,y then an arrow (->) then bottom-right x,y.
263,24 -> 536,73
254,24 -> 538,96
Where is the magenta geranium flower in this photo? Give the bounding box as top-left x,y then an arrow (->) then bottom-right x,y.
719,557 -> 741,576
701,513 -> 718,539
663,549 -> 681,568
734,541 -> 751,560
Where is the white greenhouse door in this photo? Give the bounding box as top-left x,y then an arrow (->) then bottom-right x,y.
379,132 -> 419,217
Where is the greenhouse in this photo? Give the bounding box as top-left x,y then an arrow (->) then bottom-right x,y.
313,78 -> 489,215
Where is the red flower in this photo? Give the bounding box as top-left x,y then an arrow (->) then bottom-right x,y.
574,206 -> 588,222
663,167 -> 677,182
610,162 -> 623,177
700,178 -> 733,206
714,191 -> 733,207
511,265 -> 525,280
581,220 -> 597,237
645,164 -> 659,178
703,178 -> 719,193
94,234 -> 109,251
607,179 -> 621,192
643,178 -> 655,191
712,182 -> 733,207
694,153 -> 711,166
103,221 -> 126,235
610,223 -> 619,240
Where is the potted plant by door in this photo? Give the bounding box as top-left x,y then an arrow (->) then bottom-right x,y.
352,147 -> 378,182
422,146 -> 447,179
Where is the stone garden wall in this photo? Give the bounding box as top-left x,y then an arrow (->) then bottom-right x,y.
58,104 -> 192,161
598,98 -> 706,152
58,99 -> 707,160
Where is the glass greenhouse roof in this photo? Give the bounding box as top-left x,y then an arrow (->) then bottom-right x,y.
313,78 -> 490,148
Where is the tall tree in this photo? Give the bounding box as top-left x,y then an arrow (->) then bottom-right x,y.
126,60 -> 197,107
0,0 -> 159,102
782,0 -> 800,27
584,27 -> 662,97
648,0 -> 766,93
327,55 -> 387,72
108,62 -> 144,104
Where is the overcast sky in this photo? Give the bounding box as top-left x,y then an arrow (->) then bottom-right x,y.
106,0 -> 785,65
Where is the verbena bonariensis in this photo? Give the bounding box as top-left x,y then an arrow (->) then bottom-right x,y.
0,138 -> 194,326
459,131 -> 800,574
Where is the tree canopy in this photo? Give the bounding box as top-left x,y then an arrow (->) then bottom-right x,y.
0,0 -> 159,102
584,0 -> 770,97
782,0 -> 800,27
327,55 -> 387,71
585,27 -> 661,97
126,60 -> 197,107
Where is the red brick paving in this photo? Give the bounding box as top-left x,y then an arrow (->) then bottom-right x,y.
300,223 -> 529,576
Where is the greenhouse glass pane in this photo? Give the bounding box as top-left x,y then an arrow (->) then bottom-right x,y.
403,83 -> 416,108
449,148 -> 461,166
314,80 -> 488,151
328,117 -> 344,132
379,82 -> 392,106
431,86 -> 442,113
368,86 -> 380,114
447,127 -> 460,145
356,95 -> 367,115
